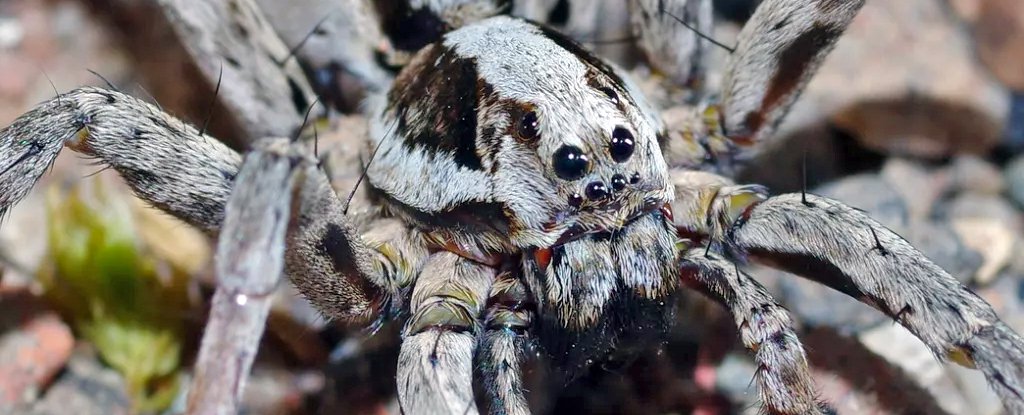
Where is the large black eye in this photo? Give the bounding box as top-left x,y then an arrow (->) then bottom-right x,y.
609,127 -> 635,162
517,111 -> 540,141
553,145 -> 589,181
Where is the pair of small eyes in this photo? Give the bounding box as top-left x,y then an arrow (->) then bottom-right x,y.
515,111 -> 636,181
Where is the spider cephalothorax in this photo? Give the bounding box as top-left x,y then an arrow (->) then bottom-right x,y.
368,17 -> 672,250
369,16 -> 679,337
2,0 -> 1024,414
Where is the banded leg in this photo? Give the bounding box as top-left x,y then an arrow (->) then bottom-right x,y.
719,0 -> 864,155
661,0 -> 866,170
477,271 -> 535,415
0,88 -> 401,323
679,250 -> 829,415
397,252 -> 496,415
724,193 -> 1024,413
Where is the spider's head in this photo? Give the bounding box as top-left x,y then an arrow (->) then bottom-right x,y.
366,16 -> 673,250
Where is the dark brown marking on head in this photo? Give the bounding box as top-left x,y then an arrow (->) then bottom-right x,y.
536,24 -> 638,109
388,45 -> 490,170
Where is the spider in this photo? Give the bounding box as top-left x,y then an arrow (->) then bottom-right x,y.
2,0 -> 1023,413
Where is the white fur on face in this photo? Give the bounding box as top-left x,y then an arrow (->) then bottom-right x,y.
368,16 -> 672,249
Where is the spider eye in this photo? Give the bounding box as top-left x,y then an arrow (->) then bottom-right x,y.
568,192 -> 584,208
609,127 -> 635,162
516,111 -> 540,141
553,145 -> 589,181
611,174 -> 627,191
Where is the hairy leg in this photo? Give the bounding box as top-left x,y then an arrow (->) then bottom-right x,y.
397,252 -> 496,415
719,0 -> 864,155
0,88 -> 402,322
679,250 -> 830,415
628,0 -> 713,87
156,0 -> 316,142
725,193 -> 1024,413
477,271 -> 535,415
659,0 -> 866,171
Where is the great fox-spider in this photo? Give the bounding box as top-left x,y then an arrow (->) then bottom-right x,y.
2,0 -> 1024,413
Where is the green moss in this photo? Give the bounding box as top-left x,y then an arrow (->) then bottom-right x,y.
40,183 -> 191,413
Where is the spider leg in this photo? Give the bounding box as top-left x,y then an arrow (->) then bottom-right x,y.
679,249 -> 831,415
157,0 -> 316,142
375,0 -> 510,55
657,0 -> 866,171
477,270 -> 535,415
397,252 -> 497,415
0,88 -> 403,323
188,138 -> 302,414
722,192 -> 1024,413
718,0 -> 864,158
628,0 -> 713,88
0,87 -> 240,229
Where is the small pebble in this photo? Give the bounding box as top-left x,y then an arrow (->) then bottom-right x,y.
949,155 -> 1004,195
1003,154 -> 1024,208
944,193 -> 1022,231
0,17 -> 24,50
951,218 -> 1015,285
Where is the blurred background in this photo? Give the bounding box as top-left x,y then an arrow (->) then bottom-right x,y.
1,0 -> 1023,413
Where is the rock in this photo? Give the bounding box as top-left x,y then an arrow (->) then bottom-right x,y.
1006,93 -> 1024,151
0,16 -> 23,50
953,0 -> 1024,91
881,158 -> 949,221
943,193 -> 1023,231
240,366 -> 323,415
977,276 -> 1024,336
903,222 -> 983,285
0,293 -> 73,412
815,173 -> 908,229
254,0 -> 391,94
858,325 -> 973,415
713,353 -> 757,410
267,285 -> 330,364
779,0 -> 1009,158
947,365 -> 1003,415
1004,154 -> 1024,208
773,273 -> 886,333
27,347 -> 130,415
948,155 -> 1005,195
951,218 -> 1016,285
